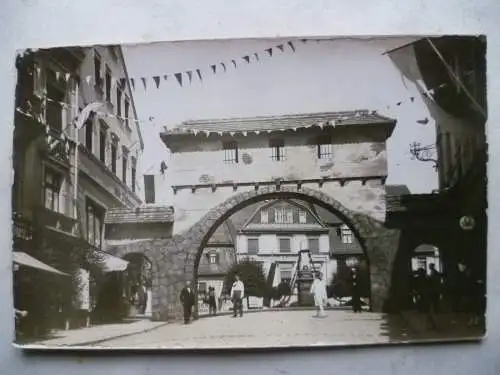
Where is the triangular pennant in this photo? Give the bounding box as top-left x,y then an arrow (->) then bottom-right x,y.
186,71 -> 193,83
277,44 -> 285,52
265,48 -> 273,57
65,73 -> 71,82
153,76 -> 160,89
287,41 -> 296,52
130,78 -> 135,90
210,65 -> 217,74
175,73 -> 183,86
221,63 -> 227,72
232,59 -> 237,68
254,53 -> 260,61
243,56 -> 250,64
141,77 -> 147,90
196,69 -> 203,81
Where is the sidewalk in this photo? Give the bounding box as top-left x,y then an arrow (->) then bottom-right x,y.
24,319 -> 168,347
399,310 -> 485,341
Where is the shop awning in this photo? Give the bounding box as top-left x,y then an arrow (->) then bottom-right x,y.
13,252 -> 70,276
99,252 -> 129,272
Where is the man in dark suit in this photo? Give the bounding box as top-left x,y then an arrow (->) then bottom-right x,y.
179,281 -> 195,324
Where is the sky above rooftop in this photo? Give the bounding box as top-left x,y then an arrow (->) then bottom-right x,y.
122,37 -> 438,202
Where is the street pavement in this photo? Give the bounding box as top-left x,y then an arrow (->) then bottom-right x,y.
23,310 -> 484,349
82,310 -> 413,349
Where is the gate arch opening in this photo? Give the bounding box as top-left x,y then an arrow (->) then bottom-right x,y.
184,186 -> 380,315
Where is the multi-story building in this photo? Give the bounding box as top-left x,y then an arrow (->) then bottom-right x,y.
13,45 -> 143,333
236,199 -> 333,289
385,36 -> 487,308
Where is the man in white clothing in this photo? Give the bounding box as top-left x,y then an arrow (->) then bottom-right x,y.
230,274 -> 245,317
310,272 -> 327,317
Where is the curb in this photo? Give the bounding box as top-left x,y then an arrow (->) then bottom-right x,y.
197,305 -> 367,319
66,322 -> 170,347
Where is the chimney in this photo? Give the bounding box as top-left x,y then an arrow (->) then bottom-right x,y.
144,175 -> 155,204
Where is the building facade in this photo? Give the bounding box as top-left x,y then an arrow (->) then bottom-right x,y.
385,36 -> 487,310
13,45 -> 143,333
236,199 -> 333,290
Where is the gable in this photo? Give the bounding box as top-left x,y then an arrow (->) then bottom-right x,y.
244,199 -> 325,227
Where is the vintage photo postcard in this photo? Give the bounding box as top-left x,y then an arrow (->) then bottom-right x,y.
11,36 -> 487,350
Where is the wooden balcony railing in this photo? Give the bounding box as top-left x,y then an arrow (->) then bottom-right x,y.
12,212 -> 33,241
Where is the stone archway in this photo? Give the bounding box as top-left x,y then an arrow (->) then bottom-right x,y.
107,185 -> 400,321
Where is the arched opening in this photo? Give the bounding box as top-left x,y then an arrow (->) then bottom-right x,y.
122,253 -> 153,318
410,244 -> 442,275
189,188 -> 377,317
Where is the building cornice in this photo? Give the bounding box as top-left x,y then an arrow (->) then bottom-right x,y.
171,175 -> 387,195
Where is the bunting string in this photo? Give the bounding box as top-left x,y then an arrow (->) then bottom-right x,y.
27,40 -> 301,94
15,78 -> 445,142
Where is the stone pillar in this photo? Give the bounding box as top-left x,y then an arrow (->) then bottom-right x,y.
364,228 -> 401,312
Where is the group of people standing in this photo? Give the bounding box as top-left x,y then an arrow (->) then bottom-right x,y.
179,274 -> 246,324
411,261 -> 485,327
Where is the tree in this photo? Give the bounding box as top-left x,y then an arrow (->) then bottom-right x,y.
224,259 -> 269,298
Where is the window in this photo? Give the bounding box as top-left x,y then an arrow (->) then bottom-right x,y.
308,237 -> 320,254
275,208 -> 293,224
86,199 -> 104,248
341,224 -> 353,244
198,282 -> 207,294
260,210 -> 269,224
299,210 -> 307,224
122,148 -> 128,184
105,66 -> 112,102
317,137 -> 333,159
279,237 -> 291,253
124,96 -> 130,128
44,168 -> 62,212
94,52 -> 102,88
208,253 -> 217,265
247,238 -> 259,254
223,141 -> 238,163
111,140 -> 117,173
33,62 -> 44,97
116,86 -> 122,117
280,267 -> 293,284
270,139 -> 285,161
99,126 -> 107,163
131,156 -> 137,193
45,69 -> 65,131
85,113 -> 94,151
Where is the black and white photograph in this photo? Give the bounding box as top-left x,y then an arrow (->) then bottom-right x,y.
11,36 -> 487,350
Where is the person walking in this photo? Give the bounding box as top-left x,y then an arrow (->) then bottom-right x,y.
310,272 -> 327,318
428,263 -> 442,313
179,281 -> 195,324
230,274 -> 245,318
208,286 -> 217,316
350,268 -> 362,313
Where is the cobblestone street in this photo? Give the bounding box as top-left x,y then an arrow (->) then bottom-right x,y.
85,310 -> 413,349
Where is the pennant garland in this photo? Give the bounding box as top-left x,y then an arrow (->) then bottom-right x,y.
18,39 -> 449,134
17,76 -> 446,136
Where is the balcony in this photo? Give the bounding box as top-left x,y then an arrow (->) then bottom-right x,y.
44,128 -> 72,168
12,212 -> 33,241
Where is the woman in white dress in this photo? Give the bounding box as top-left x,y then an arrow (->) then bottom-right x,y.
310,272 -> 328,317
